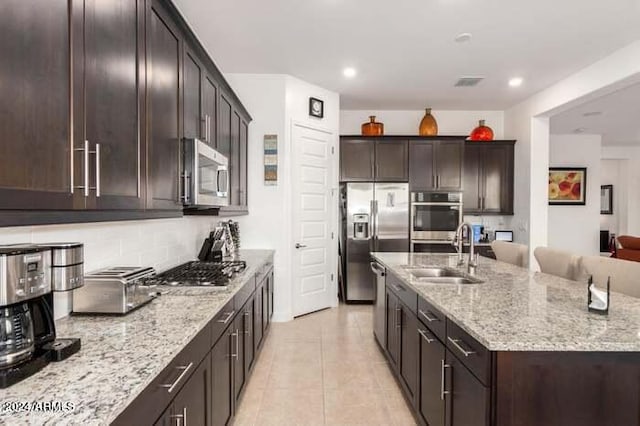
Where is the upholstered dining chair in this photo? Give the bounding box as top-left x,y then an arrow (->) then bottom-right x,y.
534,247 -> 581,281
578,255 -> 640,298
490,241 -> 528,268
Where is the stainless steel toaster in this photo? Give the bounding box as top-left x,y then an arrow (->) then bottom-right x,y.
72,266 -> 157,314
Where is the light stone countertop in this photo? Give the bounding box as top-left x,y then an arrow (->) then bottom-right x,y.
372,252 -> 640,352
0,249 -> 274,426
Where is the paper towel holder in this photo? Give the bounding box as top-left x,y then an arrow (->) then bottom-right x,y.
587,275 -> 610,315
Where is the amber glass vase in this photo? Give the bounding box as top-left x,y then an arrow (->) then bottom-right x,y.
469,120 -> 494,141
361,116 -> 384,136
418,108 -> 438,136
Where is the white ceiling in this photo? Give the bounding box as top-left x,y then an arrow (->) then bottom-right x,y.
173,0 -> 640,110
550,83 -> 640,146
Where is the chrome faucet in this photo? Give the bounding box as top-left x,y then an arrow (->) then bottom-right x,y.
453,222 -> 477,273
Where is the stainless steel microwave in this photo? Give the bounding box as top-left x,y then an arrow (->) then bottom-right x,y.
182,138 -> 229,208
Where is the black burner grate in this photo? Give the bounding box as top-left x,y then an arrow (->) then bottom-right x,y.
150,260 -> 247,287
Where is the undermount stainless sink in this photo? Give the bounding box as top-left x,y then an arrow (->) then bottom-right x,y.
405,267 -> 463,278
402,266 -> 484,284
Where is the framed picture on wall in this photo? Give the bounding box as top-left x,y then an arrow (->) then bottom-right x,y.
548,167 -> 587,205
601,185 -> 613,214
309,97 -> 324,118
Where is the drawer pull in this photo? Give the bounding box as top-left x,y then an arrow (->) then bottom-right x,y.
419,309 -> 438,323
447,336 -> 476,357
418,328 -> 435,343
393,284 -> 405,292
217,310 -> 235,324
159,362 -> 193,394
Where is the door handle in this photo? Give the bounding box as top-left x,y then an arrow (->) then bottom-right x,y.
418,328 -> 435,343
295,243 -> 307,249
441,359 -> 451,400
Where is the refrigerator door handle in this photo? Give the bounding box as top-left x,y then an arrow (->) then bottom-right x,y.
373,200 -> 379,250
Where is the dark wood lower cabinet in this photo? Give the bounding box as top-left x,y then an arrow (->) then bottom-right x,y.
400,303 -> 418,401
254,284 -> 264,351
243,299 -> 255,374
233,310 -> 246,401
445,350 -> 490,426
418,326 -> 445,426
385,288 -> 400,365
154,353 -> 211,426
211,328 -> 233,426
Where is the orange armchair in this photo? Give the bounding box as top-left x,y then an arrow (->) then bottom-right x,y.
616,236 -> 640,262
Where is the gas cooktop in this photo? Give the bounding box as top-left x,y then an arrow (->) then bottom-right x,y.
148,260 -> 247,287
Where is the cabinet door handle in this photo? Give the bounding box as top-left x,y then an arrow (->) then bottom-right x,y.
93,143 -> 100,197
182,172 -> 191,203
418,328 -> 435,343
441,359 -> 450,400
244,311 -> 251,335
170,406 -> 187,426
418,309 -> 438,323
217,310 -> 235,324
236,328 -> 240,360
158,362 -> 193,394
74,140 -> 90,197
395,306 -> 402,329
447,336 -> 476,357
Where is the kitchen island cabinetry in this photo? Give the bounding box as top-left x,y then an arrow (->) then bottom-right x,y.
373,252 -> 640,426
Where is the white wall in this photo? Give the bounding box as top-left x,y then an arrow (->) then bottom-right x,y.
602,145 -> 640,235
225,73 -> 340,322
547,135 -> 601,255
340,110 -> 504,138
600,159 -> 628,237
0,217 -> 215,319
504,40 -> 640,267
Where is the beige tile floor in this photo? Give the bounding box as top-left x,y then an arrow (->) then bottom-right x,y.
233,304 -> 417,426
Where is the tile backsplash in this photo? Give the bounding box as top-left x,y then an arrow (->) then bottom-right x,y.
0,217 -> 216,319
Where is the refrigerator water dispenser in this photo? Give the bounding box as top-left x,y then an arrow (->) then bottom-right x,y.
353,214 -> 370,239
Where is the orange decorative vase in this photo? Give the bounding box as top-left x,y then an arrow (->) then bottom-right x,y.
418,108 -> 438,136
361,116 -> 384,136
469,120 -> 494,141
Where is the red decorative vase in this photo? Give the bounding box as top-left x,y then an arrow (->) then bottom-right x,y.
469,120 -> 494,141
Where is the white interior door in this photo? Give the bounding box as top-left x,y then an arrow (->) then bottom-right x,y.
292,123 -> 337,317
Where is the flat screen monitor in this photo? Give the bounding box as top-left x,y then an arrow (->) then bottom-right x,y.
494,230 -> 513,242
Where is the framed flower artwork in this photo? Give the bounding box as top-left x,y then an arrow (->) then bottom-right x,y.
548,167 -> 587,205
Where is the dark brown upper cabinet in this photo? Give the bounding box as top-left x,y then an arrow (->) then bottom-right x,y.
202,73 -> 218,147
375,140 -> 409,181
409,140 -> 464,191
463,141 -> 514,215
340,138 -> 408,182
145,0 -> 183,211
183,47 -> 203,141
0,0 -> 77,210
218,93 -> 233,159
82,0 -> 146,210
340,139 -> 375,181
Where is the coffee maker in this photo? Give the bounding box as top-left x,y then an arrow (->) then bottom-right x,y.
0,245 -> 78,388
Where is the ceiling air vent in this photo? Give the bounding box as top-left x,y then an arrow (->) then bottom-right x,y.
454,77 -> 484,87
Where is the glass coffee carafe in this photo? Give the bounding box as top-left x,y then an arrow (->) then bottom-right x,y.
0,303 -> 35,368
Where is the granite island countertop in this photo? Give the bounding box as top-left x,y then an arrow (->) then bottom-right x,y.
372,252 -> 640,352
0,249 -> 274,426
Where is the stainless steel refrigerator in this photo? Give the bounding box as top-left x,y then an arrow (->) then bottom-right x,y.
343,182 -> 409,302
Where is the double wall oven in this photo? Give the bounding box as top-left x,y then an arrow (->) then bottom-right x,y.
410,192 -> 462,252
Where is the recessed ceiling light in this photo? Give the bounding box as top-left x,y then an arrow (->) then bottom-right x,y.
343,67 -> 357,78
583,111 -> 603,117
454,33 -> 472,43
509,77 -> 523,87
